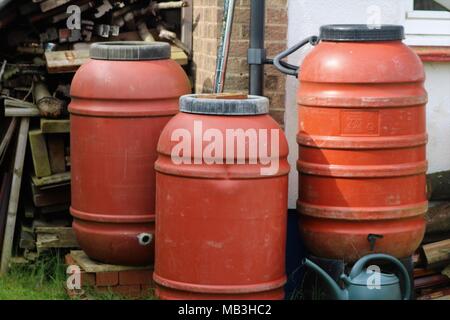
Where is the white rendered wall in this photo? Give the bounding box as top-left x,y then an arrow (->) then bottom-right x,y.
285,0 -> 450,208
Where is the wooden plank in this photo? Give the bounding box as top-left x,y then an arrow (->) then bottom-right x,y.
417,287 -> 450,300
36,227 -> 79,252
5,107 -> 40,117
170,45 -> 188,65
1,117 -> 30,275
29,129 -> 52,178
47,135 -> 66,174
40,118 -> 70,133
19,225 -> 36,250
31,171 -> 71,187
40,0 -> 71,13
45,50 -> 89,74
31,181 -> 70,207
70,250 -> 152,273
45,46 -> 187,74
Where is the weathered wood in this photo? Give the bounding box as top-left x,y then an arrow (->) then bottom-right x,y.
421,239 -> 450,268
417,287 -> 450,300
40,118 -> 70,133
29,129 -> 52,178
5,107 -> 40,117
39,203 -> 70,215
414,274 -> 450,290
442,264 -> 450,278
0,118 -> 17,163
137,21 -> 155,42
31,181 -> 70,207
19,225 -> 36,250
427,170 -> 450,201
31,171 -> 70,187
70,250 -> 152,273
4,98 -> 36,109
0,117 -> 30,275
47,135 -> 66,174
426,202 -> 450,235
44,50 -> 88,74
413,268 -> 439,278
0,173 -> 13,250
40,0 -> 71,13
149,0 -> 188,13
36,227 -> 79,253
33,79 -> 64,118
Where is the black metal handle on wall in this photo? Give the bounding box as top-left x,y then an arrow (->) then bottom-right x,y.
273,36 -> 319,77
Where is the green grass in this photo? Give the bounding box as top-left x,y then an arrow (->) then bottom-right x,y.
0,252 -> 153,300
0,254 -> 67,300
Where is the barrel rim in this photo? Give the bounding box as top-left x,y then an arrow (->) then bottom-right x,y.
70,207 -> 155,223
179,94 -> 269,115
89,41 -> 171,61
320,24 -> 405,42
153,273 -> 287,294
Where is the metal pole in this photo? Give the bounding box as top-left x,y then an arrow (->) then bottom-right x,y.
248,0 -> 266,96
214,0 -> 236,93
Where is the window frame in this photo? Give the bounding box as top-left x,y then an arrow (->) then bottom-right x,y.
403,0 -> 450,46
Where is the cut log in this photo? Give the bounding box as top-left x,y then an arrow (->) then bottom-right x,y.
427,170 -> 450,200
33,79 -> 64,118
421,239 -> 450,268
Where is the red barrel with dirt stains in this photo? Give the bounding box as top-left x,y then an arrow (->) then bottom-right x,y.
69,42 -> 190,265
297,25 -> 428,262
154,95 -> 289,299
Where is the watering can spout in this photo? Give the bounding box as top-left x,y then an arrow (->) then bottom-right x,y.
303,258 -> 347,300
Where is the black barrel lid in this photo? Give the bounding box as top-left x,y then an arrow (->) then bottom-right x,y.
90,41 -> 171,61
180,94 -> 269,115
320,24 -> 404,41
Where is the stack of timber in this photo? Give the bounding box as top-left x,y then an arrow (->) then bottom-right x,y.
0,0 -> 191,273
414,170 -> 450,299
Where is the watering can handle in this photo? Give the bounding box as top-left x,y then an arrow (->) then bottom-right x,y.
273,36 -> 319,77
349,253 -> 411,300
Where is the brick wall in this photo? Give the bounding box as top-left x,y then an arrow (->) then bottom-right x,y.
192,0 -> 288,126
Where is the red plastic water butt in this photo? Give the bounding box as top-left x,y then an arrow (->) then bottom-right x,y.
69,42 -> 190,266
153,95 -> 290,299
296,25 -> 428,262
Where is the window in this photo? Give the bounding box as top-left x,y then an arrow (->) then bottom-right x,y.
404,0 -> 450,46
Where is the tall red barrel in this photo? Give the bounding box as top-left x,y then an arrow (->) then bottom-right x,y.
296,25 -> 428,262
69,42 -> 190,265
154,95 -> 289,299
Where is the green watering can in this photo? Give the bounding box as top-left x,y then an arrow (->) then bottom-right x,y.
303,253 -> 411,300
